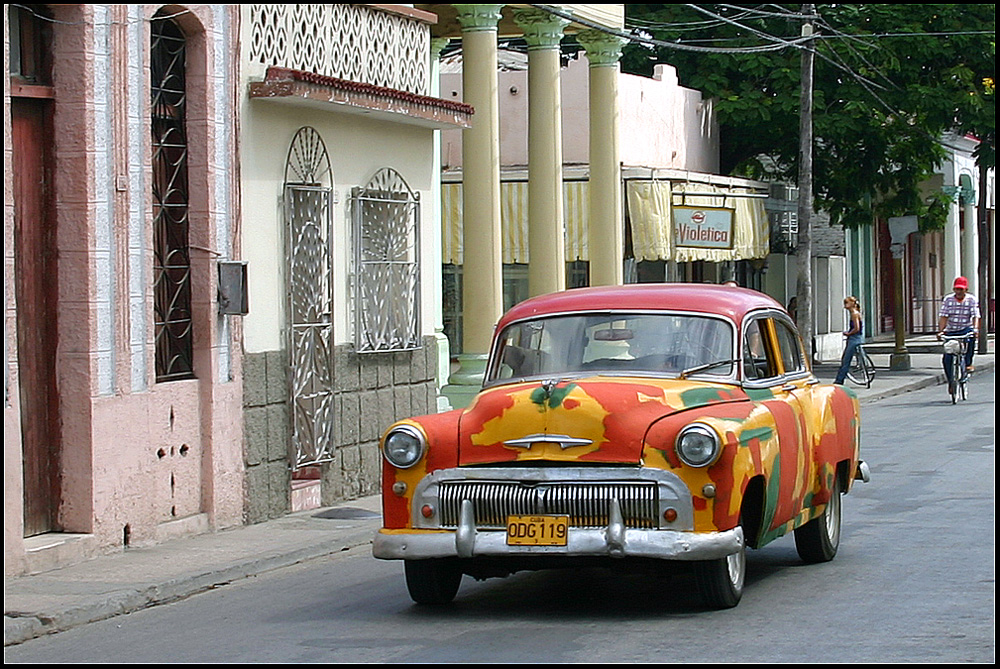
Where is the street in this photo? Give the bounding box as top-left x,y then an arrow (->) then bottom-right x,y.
4,372 -> 994,664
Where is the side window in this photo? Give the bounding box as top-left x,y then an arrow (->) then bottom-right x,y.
742,318 -> 774,380
774,320 -> 804,374
492,320 -> 561,380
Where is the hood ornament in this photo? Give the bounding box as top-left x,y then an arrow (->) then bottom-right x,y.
504,433 -> 593,450
530,378 -> 577,410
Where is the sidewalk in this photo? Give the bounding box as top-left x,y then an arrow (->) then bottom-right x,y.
5,338 -> 994,647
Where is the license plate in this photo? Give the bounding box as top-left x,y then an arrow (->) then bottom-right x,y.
506,515 -> 569,546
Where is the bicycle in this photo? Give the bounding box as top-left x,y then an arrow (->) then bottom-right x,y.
941,333 -> 974,404
845,342 -> 876,388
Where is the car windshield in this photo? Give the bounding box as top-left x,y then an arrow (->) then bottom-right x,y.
487,312 -> 735,384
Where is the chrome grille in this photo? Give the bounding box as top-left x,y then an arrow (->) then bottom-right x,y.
438,480 -> 659,529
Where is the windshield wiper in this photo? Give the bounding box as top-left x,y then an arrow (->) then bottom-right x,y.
679,359 -> 736,379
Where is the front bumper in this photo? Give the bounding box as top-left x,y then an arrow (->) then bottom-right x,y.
373,497 -> 744,562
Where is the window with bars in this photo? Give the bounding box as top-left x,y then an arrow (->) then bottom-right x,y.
352,168 -> 421,352
151,13 -> 194,381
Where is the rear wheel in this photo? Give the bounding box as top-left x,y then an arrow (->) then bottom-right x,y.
860,352 -> 875,387
693,523 -> 746,609
794,475 -> 842,563
846,354 -> 862,385
404,559 -> 462,605
846,349 -> 873,387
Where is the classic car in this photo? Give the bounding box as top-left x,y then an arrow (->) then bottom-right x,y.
373,283 -> 869,608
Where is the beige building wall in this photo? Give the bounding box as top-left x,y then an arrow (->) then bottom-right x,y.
440,57 -> 719,173
236,4 -> 463,519
240,106 -> 439,355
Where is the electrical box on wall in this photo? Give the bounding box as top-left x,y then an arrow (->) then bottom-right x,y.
218,260 -> 249,315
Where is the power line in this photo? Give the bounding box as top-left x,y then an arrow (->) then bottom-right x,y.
9,3 -> 193,26
619,5 -> 992,170
682,3 -> 810,50
531,4 -> 808,54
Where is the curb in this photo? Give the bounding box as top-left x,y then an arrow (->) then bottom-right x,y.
4,529 -> 376,646
857,372 -> 945,405
858,359 -> 993,405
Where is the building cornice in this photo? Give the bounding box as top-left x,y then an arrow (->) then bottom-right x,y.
249,67 -> 473,130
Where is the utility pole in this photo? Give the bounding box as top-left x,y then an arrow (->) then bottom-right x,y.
796,4 -> 815,357
977,162 -> 989,354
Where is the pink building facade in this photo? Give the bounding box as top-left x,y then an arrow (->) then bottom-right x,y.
5,5 -> 244,575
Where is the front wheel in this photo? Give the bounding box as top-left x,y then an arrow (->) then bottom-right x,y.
794,475 -> 842,563
404,559 -> 462,605
950,357 -> 962,404
693,530 -> 746,609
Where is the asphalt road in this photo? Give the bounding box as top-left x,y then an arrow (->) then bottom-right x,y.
4,372 -> 994,664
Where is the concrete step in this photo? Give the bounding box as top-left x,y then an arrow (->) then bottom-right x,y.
864,343 -> 943,355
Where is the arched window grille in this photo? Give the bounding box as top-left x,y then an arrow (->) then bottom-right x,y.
151,12 -> 194,381
352,168 -> 421,352
284,127 -> 336,468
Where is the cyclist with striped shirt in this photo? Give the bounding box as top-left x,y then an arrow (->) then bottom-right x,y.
936,276 -> 981,390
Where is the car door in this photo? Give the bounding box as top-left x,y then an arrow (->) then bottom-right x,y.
741,312 -> 813,534
770,316 -> 823,526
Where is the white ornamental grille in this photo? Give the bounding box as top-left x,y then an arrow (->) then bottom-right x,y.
352,168 -> 421,353
249,4 -> 430,95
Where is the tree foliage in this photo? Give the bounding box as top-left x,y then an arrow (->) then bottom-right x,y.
622,4 -> 995,230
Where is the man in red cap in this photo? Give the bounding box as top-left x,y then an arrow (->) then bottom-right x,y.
936,276 -> 981,391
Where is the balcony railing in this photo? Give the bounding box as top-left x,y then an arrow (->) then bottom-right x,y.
248,4 -> 431,96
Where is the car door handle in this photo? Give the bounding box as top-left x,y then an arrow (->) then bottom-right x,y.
781,383 -> 797,392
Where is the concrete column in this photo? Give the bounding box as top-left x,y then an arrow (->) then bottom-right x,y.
957,174 -> 979,294
443,4 -> 503,409
578,30 -> 626,287
943,196 -> 961,290
961,200 -> 979,295
515,8 -> 568,298
430,36 -> 453,412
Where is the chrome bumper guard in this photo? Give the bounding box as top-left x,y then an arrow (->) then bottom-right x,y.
373,497 -> 744,562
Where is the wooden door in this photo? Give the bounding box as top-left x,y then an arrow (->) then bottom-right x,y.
13,97 -> 61,536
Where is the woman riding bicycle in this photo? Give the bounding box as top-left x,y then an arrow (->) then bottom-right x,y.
834,296 -> 863,385
936,276 -> 980,390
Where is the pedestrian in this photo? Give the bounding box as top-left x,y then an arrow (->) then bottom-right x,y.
936,276 -> 980,390
834,296 -> 863,385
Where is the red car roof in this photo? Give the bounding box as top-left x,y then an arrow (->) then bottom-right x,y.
495,283 -> 785,332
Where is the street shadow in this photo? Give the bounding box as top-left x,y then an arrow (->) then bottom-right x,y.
312,507 -> 381,520
400,542 -> 806,620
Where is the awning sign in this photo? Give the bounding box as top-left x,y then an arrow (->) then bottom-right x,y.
673,206 -> 735,250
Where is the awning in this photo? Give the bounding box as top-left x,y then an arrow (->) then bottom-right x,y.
627,180 -> 769,262
441,181 -> 589,264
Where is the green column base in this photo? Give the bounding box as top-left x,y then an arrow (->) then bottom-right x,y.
889,350 -> 911,371
441,353 -> 488,410
433,330 -> 453,412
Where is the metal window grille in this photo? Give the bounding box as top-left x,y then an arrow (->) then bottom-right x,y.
151,15 -> 194,382
284,127 -> 336,468
352,168 -> 421,352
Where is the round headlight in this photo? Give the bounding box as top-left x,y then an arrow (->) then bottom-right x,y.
382,425 -> 426,469
675,423 -> 721,467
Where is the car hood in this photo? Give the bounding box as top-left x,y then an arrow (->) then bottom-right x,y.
457,376 -> 747,465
